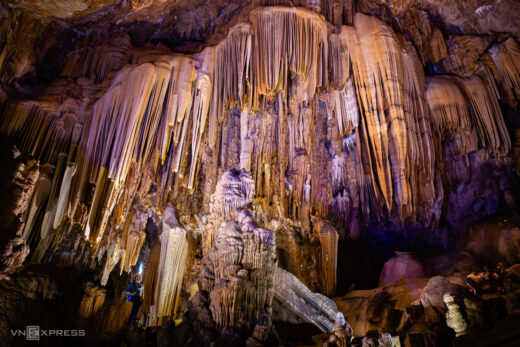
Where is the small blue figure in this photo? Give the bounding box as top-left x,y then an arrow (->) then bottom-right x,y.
126,273 -> 143,328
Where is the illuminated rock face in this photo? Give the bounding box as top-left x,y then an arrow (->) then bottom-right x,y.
201,209 -> 277,327
0,0 -> 519,343
0,147 -> 38,279
200,170 -> 277,328
1,6 -> 517,267
273,267 -> 337,332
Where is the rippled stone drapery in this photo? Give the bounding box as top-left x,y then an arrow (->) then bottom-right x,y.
147,205 -> 188,326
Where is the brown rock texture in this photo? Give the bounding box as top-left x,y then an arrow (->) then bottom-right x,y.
201,208 -> 277,327
0,146 -> 39,278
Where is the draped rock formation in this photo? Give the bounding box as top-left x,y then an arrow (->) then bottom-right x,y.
313,218 -> 339,296
0,0 -> 520,344
1,7 -> 517,273
145,205 -> 188,325
273,267 -> 337,332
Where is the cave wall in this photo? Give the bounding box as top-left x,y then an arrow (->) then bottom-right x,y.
0,0 -> 519,339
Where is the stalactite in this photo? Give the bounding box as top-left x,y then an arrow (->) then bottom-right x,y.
400,40 -> 437,222
249,6 -> 328,108
313,218 -> 338,296
22,166 -> 52,241
78,283 -> 106,320
329,27 -> 350,89
146,205 -> 188,325
188,73 -> 212,190
425,76 -> 478,157
343,14 -> 410,214
99,230 -> 123,286
208,23 -> 250,149
328,78 -> 358,136
462,75 -> 511,157
321,0 -> 356,27
487,38 -> 520,108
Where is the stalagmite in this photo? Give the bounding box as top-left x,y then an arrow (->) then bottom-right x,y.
149,205 -> 188,325
203,170 -> 255,255
444,293 -> 468,337
323,312 -> 353,347
201,209 -> 277,327
121,202 -> 147,273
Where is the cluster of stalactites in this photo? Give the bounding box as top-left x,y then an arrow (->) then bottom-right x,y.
61,34 -> 132,84
208,23 -> 251,149
82,55 -> 196,248
96,199 -> 149,286
254,0 -> 356,26
486,38 -> 520,108
331,14 -> 437,221
2,4 -> 520,277
426,74 -> 511,159
249,6 -> 328,108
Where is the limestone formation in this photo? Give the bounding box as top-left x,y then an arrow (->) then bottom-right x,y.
0,0 -> 519,344
379,252 -> 427,286
314,218 -> 339,296
1,6 -> 517,288
146,205 -> 188,325
0,147 -> 39,278
273,267 -> 337,332
201,209 -> 277,328
323,312 -> 353,347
